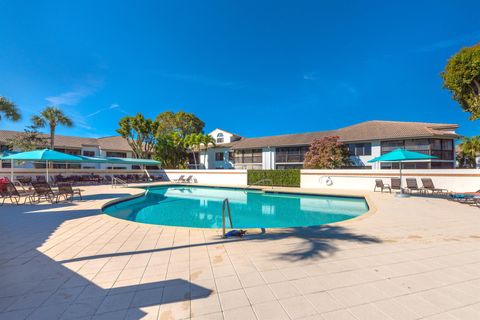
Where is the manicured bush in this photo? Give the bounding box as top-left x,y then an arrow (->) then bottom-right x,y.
247,169 -> 300,187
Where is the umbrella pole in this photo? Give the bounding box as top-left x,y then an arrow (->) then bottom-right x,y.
400,162 -> 403,193
46,161 -> 49,183
10,159 -> 13,182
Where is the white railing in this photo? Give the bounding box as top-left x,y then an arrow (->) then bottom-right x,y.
112,177 -> 128,188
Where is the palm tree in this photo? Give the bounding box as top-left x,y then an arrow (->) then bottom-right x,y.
459,136 -> 480,168
201,134 -> 216,168
185,133 -> 203,169
31,106 -> 73,150
0,96 -> 21,125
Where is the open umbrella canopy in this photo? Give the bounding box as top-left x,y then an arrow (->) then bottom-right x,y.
0,149 -> 83,162
76,155 -> 108,163
367,148 -> 437,163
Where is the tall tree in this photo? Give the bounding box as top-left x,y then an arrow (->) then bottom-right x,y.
31,106 -> 73,149
304,136 -> 351,169
154,132 -> 188,169
201,134 -> 216,168
6,125 -> 49,151
116,113 -> 159,159
0,96 -> 21,125
185,133 -> 203,169
156,111 -> 205,137
458,136 -> 480,168
441,44 -> 480,119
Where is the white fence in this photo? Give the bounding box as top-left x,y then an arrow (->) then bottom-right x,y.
301,169 -> 480,192
2,167 -> 479,192
163,170 -> 247,186
0,168 -> 248,186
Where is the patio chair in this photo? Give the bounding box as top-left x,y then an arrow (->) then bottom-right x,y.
421,178 -> 449,195
35,176 -> 46,183
56,183 -> 82,202
391,178 -> 401,191
31,182 -> 57,203
184,175 -> 195,183
405,178 -> 421,193
0,182 -> 34,205
374,179 -> 391,193
173,175 -> 186,182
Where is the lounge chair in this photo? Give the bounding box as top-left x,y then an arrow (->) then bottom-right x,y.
173,175 -> 186,182
405,178 -> 421,194
449,190 -> 480,203
0,182 -> 34,205
56,183 -> 82,202
421,178 -> 449,195
391,178 -> 401,191
374,179 -> 391,193
31,182 -> 57,203
184,175 -> 195,183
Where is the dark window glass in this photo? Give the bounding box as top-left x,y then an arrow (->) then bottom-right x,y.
83,151 -> 95,157
229,152 -> 234,162
106,152 -> 127,158
215,152 -> 224,161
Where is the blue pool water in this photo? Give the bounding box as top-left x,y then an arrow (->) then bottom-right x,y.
103,185 -> 369,229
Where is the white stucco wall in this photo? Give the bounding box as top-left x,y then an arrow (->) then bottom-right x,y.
163,170 -> 247,185
301,169 -> 480,192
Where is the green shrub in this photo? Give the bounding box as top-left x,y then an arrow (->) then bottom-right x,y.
247,169 -> 300,187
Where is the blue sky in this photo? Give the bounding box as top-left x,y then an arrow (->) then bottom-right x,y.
0,0 -> 479,138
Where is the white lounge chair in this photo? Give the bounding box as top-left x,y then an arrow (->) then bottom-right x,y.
173,175 -> 186,182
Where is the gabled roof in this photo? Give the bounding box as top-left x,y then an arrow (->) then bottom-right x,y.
0,130 -> 133,151
97,136 -> 133,151
229,121 -> 460,149
336,120 -> 460,142
231,130 -> 338,149
209,128 -> 242,139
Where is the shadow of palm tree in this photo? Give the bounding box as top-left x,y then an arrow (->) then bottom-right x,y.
245,225 -> 381,261
58,225 -> 380,265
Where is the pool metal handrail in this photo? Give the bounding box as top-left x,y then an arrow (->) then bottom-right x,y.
112,177 -> 128,188
222,198 -> 233,238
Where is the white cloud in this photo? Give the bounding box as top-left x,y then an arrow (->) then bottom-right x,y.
45,77 -> 103,106
303,72 -> 318,81
86,103 -> 128,118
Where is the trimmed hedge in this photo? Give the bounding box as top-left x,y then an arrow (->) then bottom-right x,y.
247,169 -> 300,187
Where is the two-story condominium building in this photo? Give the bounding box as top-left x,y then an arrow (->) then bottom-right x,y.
1,120 -> 460,171
200,121 -> 460,170
0,130 -> 145,170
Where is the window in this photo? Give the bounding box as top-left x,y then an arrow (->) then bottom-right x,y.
234,149 -> 262,163
215,152 -> 224,161
132,165 -> 141,170
54,148 -> 80,155
106,152 -> 127,158
83,150 -> 95,157
216,133 -> 224,143
275,146 -> 309,163
229,151 -> 234,162
348,143 -> 372,156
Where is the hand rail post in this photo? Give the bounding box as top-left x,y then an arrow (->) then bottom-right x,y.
222,198 -> 233,238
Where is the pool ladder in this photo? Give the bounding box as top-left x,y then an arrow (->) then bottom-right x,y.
222,198 -> 233,238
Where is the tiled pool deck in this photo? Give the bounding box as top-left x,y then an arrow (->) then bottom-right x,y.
1,183 -> 480,319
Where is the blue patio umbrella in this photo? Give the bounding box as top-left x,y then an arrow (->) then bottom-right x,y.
1,149 -> 83,182
368,148 -> 437,194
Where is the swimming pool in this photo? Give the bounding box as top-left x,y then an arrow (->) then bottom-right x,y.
103,185 -> 369,229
